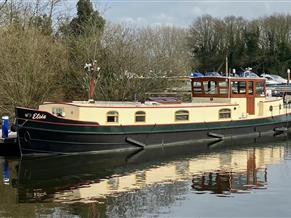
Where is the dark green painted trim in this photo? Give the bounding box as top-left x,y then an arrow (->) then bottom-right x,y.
20,114 -> 291,135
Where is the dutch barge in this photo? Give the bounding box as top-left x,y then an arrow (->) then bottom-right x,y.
15,76 -> 291,155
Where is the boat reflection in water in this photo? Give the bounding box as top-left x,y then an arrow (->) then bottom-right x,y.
191,153 -> 267,196
16,136 -> 286,204
1,136 -> 290,217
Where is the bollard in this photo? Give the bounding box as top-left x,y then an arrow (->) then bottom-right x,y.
287,69 -> 290,85
1,116 -> 9,138
3,160 -> 9,185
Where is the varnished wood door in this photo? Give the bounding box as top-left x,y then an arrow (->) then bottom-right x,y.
247,81 -> 255,115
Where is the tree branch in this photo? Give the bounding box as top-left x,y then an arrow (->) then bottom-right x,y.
0,0 -> 8,12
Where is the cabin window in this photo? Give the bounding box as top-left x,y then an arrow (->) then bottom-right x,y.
256,82 -> 265,96
135,111 -> 146,122
107,111 -> 119,123
175,110 -> 189,121
52,107 -> 64,117
219,109 -> 231,119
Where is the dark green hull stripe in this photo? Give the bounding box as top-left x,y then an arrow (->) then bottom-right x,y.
20,114 -> 291,134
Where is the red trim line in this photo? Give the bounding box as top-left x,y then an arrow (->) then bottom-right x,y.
17,118 -> 100,126
41,103 -> 240,109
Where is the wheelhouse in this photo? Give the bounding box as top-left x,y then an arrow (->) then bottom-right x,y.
191,77 -> 266,98
191,76 -> 267,115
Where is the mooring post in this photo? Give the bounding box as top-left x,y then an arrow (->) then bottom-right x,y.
225,56 -> 229,77
287,69 -> 290,85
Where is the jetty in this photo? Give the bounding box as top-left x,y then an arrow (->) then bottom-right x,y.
0,130 -> 19,156
0,131 -> 17,145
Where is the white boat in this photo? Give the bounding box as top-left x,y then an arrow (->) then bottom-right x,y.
261,73 -> 288,86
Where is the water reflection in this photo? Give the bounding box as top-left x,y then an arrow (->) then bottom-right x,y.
2,159 -> 10,185
0,136 -> 290,217
192,149 -> 268,196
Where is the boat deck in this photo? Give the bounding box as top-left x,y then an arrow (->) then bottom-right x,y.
69,101 -> 236,108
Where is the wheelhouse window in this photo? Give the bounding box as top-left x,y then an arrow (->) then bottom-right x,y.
135,111 -> 146,122
191,77 -> 229,97
219,108 -> 231,119
107,111 -> 119,123
218,81 -> 228,94
175,110 -> 189,121
256,82 -> 265,96
203,81 -> 218,94
192,81 -> 203,94
232,81 -> 246,94
191,77 -> 266,98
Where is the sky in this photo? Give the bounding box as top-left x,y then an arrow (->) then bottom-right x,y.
62,0 -> 291,27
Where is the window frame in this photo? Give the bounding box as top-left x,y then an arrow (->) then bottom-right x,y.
191,77 -> 229,98
175,110 -> 190,121
106,111 -> 119,123
135,111 -> 146,123
255,81 -> 266,96
219,108 -> 231,119
230,78 -> 266,98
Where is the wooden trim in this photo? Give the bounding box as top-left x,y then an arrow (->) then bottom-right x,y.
228,77 -> 266,82
191,94 -> 229,98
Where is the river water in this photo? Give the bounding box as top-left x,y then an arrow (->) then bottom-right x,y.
1,135 -> 291,217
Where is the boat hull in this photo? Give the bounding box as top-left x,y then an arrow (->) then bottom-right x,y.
16,107 -> 291,155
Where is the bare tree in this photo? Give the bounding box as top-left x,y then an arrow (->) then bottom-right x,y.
0,25 -> 68,117
0,0 -> 8,11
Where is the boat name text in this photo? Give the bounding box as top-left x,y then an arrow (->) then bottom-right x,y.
32,113 -> 47,120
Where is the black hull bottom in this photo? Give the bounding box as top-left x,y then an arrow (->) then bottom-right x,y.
18,122 -> 289,156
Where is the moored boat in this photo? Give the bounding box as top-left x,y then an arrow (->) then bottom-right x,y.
15,76 -> 291,155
